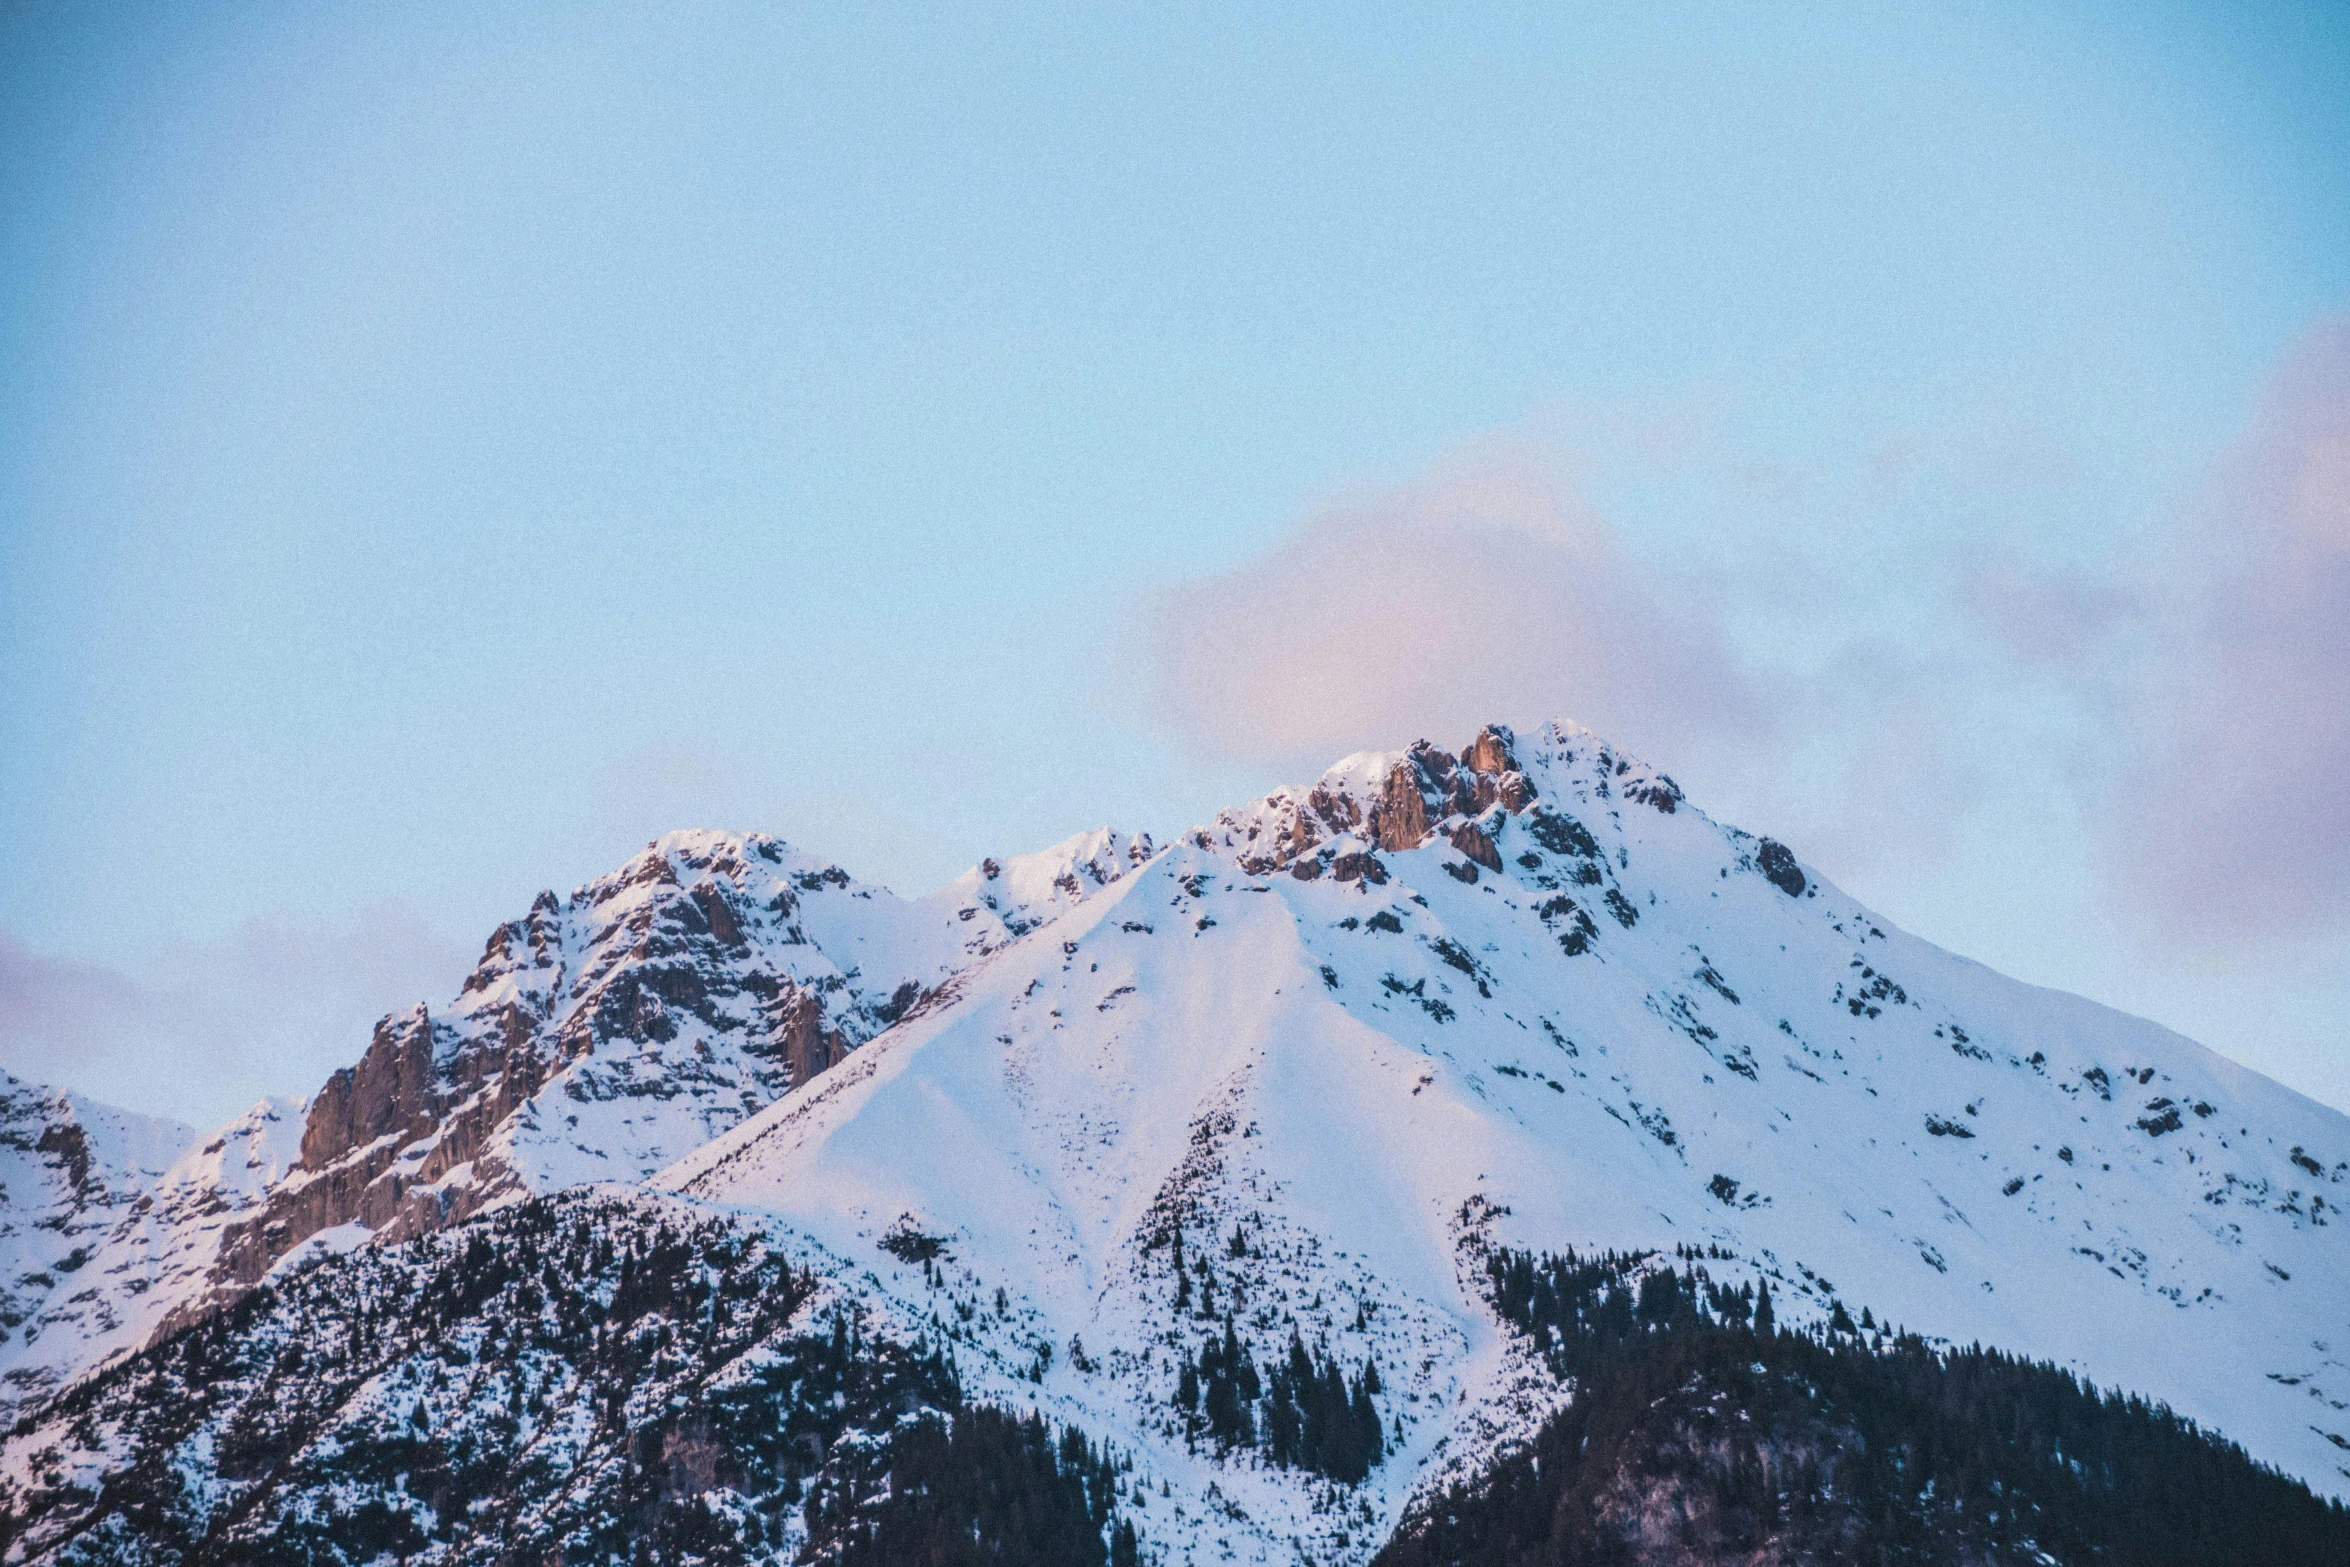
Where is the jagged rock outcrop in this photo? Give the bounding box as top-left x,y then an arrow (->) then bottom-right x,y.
6,832 -> 994,1374
1449,820 -> 1503,873
1197,724 -> 1552,879
1372,749 -> 1437,851
297,1005 -> 442,1172
184,831 -> 981,1303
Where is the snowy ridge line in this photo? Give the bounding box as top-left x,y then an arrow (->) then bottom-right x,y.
654,719 -> 2350,1559
0,718 -> 2340,1566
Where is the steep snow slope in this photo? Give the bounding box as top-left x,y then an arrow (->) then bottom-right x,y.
0,1076 -> 195,1423
0,1098 -> 304,1431
659,722 -> 2350,1563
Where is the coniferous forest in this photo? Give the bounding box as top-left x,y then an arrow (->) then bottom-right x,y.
1163,1219 -> 1388,1484
1374,1246 -> 2350,1567
810,1406 -> 1139,1567
0,1193 -> 1141,1567
5,1196 -> 2347,1564
1173,1314 -> 1385,1482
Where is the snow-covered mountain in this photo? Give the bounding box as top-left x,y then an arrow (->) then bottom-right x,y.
0,836 -> 911,1407
0,823 -> 1170,1416
654,722 -> 2349,1553
0,1076 -> 192,1420
924,826 -> 1158,945
0,720 -> 2343,1565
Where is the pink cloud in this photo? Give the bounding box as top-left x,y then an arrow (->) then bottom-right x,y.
0,936 -> 151,1077
1136,436 -> 1776,784
1136,340 -> 2343,970
0,908 -> 470,1127
1962,560 -> 2135,669
2104,318 -> 2350,945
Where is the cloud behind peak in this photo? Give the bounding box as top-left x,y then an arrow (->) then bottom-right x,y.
1136,436 -> 1772,783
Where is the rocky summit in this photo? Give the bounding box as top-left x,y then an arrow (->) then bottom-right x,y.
0,721 -> 2344,1566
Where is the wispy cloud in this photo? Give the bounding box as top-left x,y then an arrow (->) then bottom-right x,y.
1962,560 -> 2135,670
1132,318 -> 2350,963
2101,317 -> 2350,946
1134,432 -> 1776,784
0,908 -> 470,1129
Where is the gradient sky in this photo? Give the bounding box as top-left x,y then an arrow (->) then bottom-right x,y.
3,1 -> 2346,1128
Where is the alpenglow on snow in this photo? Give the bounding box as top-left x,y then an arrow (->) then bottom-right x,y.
0,721 -> 2342,1567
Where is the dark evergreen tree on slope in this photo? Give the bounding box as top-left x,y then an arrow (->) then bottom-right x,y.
0,1193 -> 1137,1567
1376,1247 -> 2350,1567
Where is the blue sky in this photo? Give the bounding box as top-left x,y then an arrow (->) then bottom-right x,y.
3,1 -> 2346,1127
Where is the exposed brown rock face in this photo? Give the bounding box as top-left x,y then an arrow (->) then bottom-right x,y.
1261,807 -> 1322,867
1461,724 -> 1517,777
1373,759 -> 1434,851
1212,781 -> 1364,877
299,1007 -> 440,1172
205,999 -> 568,1292
1369,732 -> 1538,854
1202,722 -> 1541,876
768,983 -> 849,1087
1450,821 -> 1503,872
181,831 -> 946,1327
1460,725 -> 1537,814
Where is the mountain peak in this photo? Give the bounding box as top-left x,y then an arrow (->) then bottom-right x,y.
659,719 -> 2350,1542
0,828 -> 1000,1392
928,826 -> 1158,947
3,718 -> 2344,1563
1198,718 -> 1682,884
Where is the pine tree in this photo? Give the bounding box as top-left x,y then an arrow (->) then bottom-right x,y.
1265,1369 -> 1300,1467
1346,1368 -> 1383,1480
